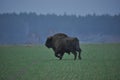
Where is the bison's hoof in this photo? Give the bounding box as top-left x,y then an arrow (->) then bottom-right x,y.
79,57 -> 82,60
59,59 -> 62,60
59,57 -> 62,60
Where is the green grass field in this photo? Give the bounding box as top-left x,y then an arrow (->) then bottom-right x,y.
0,44 -> 120,80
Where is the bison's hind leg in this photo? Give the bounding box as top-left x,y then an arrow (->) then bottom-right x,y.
78,48 -> 82,60
72,51 -> 77,60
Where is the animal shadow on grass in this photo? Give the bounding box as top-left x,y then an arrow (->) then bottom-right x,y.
44,58 -> 79,62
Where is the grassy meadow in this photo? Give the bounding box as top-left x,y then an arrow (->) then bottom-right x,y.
0,44 -> 120,80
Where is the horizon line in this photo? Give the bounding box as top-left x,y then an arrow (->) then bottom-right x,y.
0,11 -> 120,16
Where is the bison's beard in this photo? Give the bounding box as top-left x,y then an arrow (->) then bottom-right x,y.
45,43 -> 51,48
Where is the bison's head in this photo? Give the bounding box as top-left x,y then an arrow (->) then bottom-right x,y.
45,36 -> 53,48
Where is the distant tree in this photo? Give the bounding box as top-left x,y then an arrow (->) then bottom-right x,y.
0,12 -> 120,44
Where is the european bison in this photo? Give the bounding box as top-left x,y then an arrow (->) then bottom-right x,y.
45,33 -> 82,60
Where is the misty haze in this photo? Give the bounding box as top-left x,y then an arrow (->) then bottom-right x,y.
0,13 -> 120,44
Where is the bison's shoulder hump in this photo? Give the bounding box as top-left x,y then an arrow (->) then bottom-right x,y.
53,33 -> 68,37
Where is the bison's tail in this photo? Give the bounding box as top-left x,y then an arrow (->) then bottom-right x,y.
73,37 -> 80,50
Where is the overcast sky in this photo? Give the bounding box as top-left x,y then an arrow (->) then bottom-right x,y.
0,0 -> 120,16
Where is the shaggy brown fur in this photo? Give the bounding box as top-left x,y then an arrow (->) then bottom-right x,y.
45,33 -> 82,60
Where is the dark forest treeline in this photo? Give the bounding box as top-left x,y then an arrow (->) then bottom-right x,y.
0,13 -> 120,44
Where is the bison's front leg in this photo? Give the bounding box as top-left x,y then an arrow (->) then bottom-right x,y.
55,53 -> 60,58
78,48 -> 82,60
59,53 -> 64,60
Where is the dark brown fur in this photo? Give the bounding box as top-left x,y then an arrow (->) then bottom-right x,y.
45,33 -> 82,60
